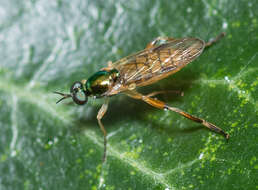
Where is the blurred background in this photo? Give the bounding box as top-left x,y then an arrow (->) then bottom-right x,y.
0,0 -> 257,189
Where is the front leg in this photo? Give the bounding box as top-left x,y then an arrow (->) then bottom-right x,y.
97,98 -> 109,162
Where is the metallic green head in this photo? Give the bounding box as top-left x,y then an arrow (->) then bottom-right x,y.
54,69 -> 119,105
54,81 -> 88,105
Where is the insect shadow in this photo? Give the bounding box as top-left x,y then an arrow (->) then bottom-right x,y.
72,69 -> 203,137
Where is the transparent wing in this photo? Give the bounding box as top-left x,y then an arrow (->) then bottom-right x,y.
113,38 -> 205,87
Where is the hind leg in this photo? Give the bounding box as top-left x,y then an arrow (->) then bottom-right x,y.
126,90 -> 229,139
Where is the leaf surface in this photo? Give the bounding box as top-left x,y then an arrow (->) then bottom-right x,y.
0,1 -> 257,189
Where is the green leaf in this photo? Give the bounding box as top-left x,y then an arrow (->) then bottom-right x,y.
0,0 -> 257,189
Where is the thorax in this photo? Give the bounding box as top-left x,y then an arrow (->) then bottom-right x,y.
85,69 -> 119,97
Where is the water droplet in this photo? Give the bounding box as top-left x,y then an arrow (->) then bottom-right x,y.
11,150 -> 17,157
54,137 -> 59,143
224,76 -> 230,82
222,21 -> 228,29
199,152 -> 204,159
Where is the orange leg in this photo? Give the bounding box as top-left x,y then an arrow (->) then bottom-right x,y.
205,32 -> 226,48
146,36 -> 176,49
126,90 -> 229,139
101,61 -> 114,72
146,33 -> 225,49
146,90 -> 184,98
97,99 -> 109,162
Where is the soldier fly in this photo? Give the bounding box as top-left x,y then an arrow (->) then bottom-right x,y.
55,32 -> 229,162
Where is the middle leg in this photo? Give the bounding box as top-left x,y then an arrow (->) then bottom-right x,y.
146,36 -> 176,49
97,98 -> 109,162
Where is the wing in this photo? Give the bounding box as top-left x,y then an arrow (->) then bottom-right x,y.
113,38 -> 205,87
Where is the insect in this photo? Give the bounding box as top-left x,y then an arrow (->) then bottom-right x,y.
55,32 -> 229,162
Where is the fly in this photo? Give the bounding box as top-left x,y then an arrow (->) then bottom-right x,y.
54,32 -> 229,162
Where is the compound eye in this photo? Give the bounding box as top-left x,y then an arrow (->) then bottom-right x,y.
70,82 -> 82,93
70,81 -> 88,105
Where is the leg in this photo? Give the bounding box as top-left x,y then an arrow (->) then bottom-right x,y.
205,32 -> 226,48
146,90 -> 184,98
101,61 -> 114,71
126,90 -> 229,139
107,61 -> 113,68
146,36 -> 176,49
97,99 -> 109,162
